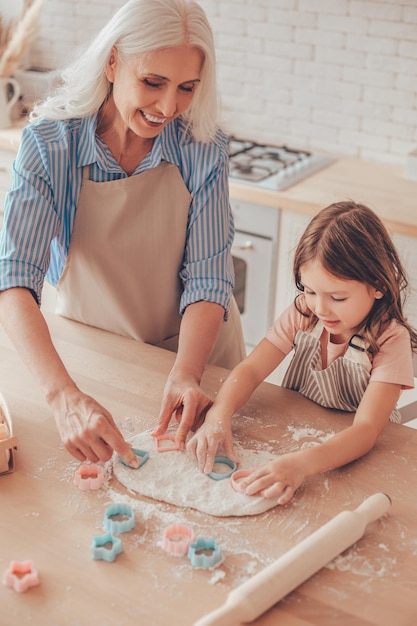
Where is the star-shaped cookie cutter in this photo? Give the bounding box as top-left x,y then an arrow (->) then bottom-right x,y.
3,560 -> 40,593
91,531 -> 123,562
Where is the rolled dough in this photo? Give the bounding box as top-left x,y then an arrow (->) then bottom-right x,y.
112,430 -> 280,517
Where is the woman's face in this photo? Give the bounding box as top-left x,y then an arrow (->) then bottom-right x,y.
105,45 -> 203,139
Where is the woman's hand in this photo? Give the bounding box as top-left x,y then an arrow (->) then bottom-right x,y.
48,384 -> 138,467
152,370 -> 213,450
187,416 -> 237,473
240,453 -> 307,505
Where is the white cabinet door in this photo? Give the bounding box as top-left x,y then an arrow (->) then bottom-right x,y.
274,209 -> 310,318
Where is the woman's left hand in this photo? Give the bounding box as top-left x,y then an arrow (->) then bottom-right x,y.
152,370 -> 213,450
240,453 -> 307,505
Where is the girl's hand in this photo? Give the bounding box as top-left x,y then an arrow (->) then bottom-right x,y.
49,385 -> 138,467
152,371 -> 213,450
240,453 -> 307,505
187,417 -> 237,474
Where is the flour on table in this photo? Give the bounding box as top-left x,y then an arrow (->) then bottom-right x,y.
112,430 -> 279,517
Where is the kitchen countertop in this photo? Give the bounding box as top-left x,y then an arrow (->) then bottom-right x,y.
1,123 -> 416,236
1,311 -> 417,626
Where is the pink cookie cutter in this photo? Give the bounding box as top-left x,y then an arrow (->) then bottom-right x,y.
3,560 -> 40,593
161,524 -> 196,556
230,469 -> 255,494
74,463 -> 105,491
155,434 -> 180,453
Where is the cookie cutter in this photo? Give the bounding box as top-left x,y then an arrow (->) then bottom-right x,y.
103,503 -> 135,534
73,463 -> 105,491
91,531 -> 123,562
0,392 -> 18,476
208,456 -> 237,481
161,524 -> 196,556
187,537 -> 223,569
119,448 -> 149,469
230,469 -> 254,493
155,434 -> 180,453
3,560 -> 40,593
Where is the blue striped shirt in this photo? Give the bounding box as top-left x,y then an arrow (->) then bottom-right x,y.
0,114 -> 235,317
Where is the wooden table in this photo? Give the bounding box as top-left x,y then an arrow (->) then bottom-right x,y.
1,312 -> 416,626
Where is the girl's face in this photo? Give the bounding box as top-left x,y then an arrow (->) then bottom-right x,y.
300,260 -> 383,343
105,45 -> 203,139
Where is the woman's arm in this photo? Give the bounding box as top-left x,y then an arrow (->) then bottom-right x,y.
0,287 -> 138,466
242,381 -> 401,505
187,338 -> 287,469
153,300 -> 224,448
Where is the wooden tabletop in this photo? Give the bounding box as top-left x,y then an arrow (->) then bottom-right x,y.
1,312 -> 417,626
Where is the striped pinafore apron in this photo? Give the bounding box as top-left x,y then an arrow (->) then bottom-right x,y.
282,320 -> 401,423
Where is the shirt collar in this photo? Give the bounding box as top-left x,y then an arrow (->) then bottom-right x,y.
76,113 -> 185,171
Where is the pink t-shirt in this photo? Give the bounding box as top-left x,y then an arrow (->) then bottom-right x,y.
266,304 -> 414,390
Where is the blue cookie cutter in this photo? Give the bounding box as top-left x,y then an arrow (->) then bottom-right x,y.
208,455 -> 237,481
119,448 -> 149,469
91,531 -> 123,562
187,537 -> 223,569
103,503 -> 136,534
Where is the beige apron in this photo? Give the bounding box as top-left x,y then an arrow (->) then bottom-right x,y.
282,320 -> 401,422
56,161 -> 245,369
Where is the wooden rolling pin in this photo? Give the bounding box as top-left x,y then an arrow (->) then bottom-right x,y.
195,492 -> 391,626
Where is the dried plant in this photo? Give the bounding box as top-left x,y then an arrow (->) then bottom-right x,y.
0,0 -> 45,77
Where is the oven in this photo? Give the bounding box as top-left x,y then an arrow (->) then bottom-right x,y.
228,137 -> 334,351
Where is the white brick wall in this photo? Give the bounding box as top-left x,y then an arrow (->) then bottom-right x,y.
11,0 -> 417,164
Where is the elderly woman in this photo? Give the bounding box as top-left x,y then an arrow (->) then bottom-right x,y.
0,0 -> 245,467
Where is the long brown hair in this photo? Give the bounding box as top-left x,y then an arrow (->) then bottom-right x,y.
293,201 -> 417,354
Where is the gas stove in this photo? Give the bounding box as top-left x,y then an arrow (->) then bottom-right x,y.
228,137 -> 335,191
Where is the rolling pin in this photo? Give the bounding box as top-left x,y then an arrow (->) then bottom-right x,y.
194,492 -> 391,626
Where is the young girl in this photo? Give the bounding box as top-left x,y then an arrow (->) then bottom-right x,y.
187,201 -> 417,505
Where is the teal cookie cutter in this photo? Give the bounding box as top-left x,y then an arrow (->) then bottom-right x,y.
103,503 -> 135,534
187,537 -> 223,569
91,531 -> 123,562
119,448 -> 149,469
208,456 -> 237,481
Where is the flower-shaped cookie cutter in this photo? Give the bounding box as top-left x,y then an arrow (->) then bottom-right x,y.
161,524 -> 196,557
73,463 -> 105,491
230,468 -> 254,493
208,456 -> 237,481
155,434 -> 180,452
187,537 -> 223,569
103,503 -> 135,534
91,531 -> 123,562
3,560 -> 40,593
119,448 -> 149,469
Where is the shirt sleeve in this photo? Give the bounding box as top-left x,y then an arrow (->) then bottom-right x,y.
265,303 -> 310,355
178,132 -> 235,320
0,125 -> 60,304
371,320 -> 414,390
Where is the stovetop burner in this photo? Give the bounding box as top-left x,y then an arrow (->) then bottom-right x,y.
228,137 -> 334,191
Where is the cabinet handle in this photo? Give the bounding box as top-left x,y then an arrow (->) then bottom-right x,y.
232,240 -> 254,251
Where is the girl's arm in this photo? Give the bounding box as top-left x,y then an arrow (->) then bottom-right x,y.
242,381 -> 401,505
187,338 -> 287,471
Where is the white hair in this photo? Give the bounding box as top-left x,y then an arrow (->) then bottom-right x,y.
30,0 -> 219,142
